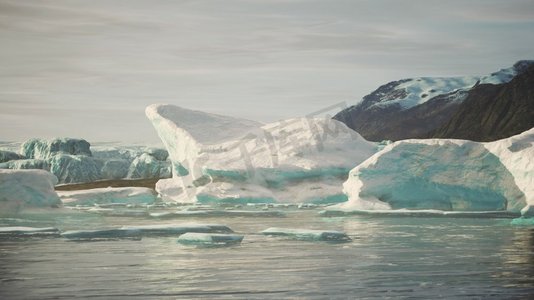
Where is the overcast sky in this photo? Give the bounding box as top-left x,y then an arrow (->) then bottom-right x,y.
1,0 -> 533,144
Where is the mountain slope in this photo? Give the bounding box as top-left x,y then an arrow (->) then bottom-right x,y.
333,60 -> 534,141
432,64 -> 534,141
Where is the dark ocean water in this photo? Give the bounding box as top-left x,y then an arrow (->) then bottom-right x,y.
1,208 -> 533,299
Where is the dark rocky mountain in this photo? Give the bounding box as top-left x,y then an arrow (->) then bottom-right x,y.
432,64 -> 534,141
333,60 -> 534,142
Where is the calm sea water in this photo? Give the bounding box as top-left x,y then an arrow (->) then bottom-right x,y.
1,208 -> 533,299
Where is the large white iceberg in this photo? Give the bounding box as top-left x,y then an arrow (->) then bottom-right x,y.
334,128 -> 534,213
146,104 -> 377,203
0,169 -> 61,212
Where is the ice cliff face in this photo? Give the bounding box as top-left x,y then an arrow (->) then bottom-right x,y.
146,104 -> 377,203
336,128 -> 534,213
21,138 -> 92,159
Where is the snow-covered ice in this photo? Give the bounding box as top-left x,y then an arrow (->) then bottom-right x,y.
58,187 -> 157,206
367,60 -> 534,111
146,104 -> 377,204
331,128 -> 533,213
0,169 -> 61,211
261,227 -> 351,242
177,232 -> 244,246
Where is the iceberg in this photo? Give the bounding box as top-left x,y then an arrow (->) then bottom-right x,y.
0,169 -> 61,212
4,140 -> 172,184
21,138 -> 92,159
0,226 -> 60,236
58,187 -> 157,206
61,224 -> 233,240
177,232 -> 244,246
3,159 -> 49,170
149,209 -> 285,218
146,104 -> 377,204
48,154 -> 102,184
332,128 -> 533,213
0,150 -> 24,163
261,227 -> 351,242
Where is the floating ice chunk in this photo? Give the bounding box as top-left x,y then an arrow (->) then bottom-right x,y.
177,232 -> 244,246
150,210 -> 285,218
83,207 -> 149,217
319,209 -> 519,218
261,227 -> 351,242
0,226 -> 60,236
0,169 -> 61,212
58,187 -> 156,206
61,224 -> 233,240
120,224 -> 233,234
61,228 -> 138,240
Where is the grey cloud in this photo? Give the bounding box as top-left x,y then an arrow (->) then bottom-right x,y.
0,0 -> 533,143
